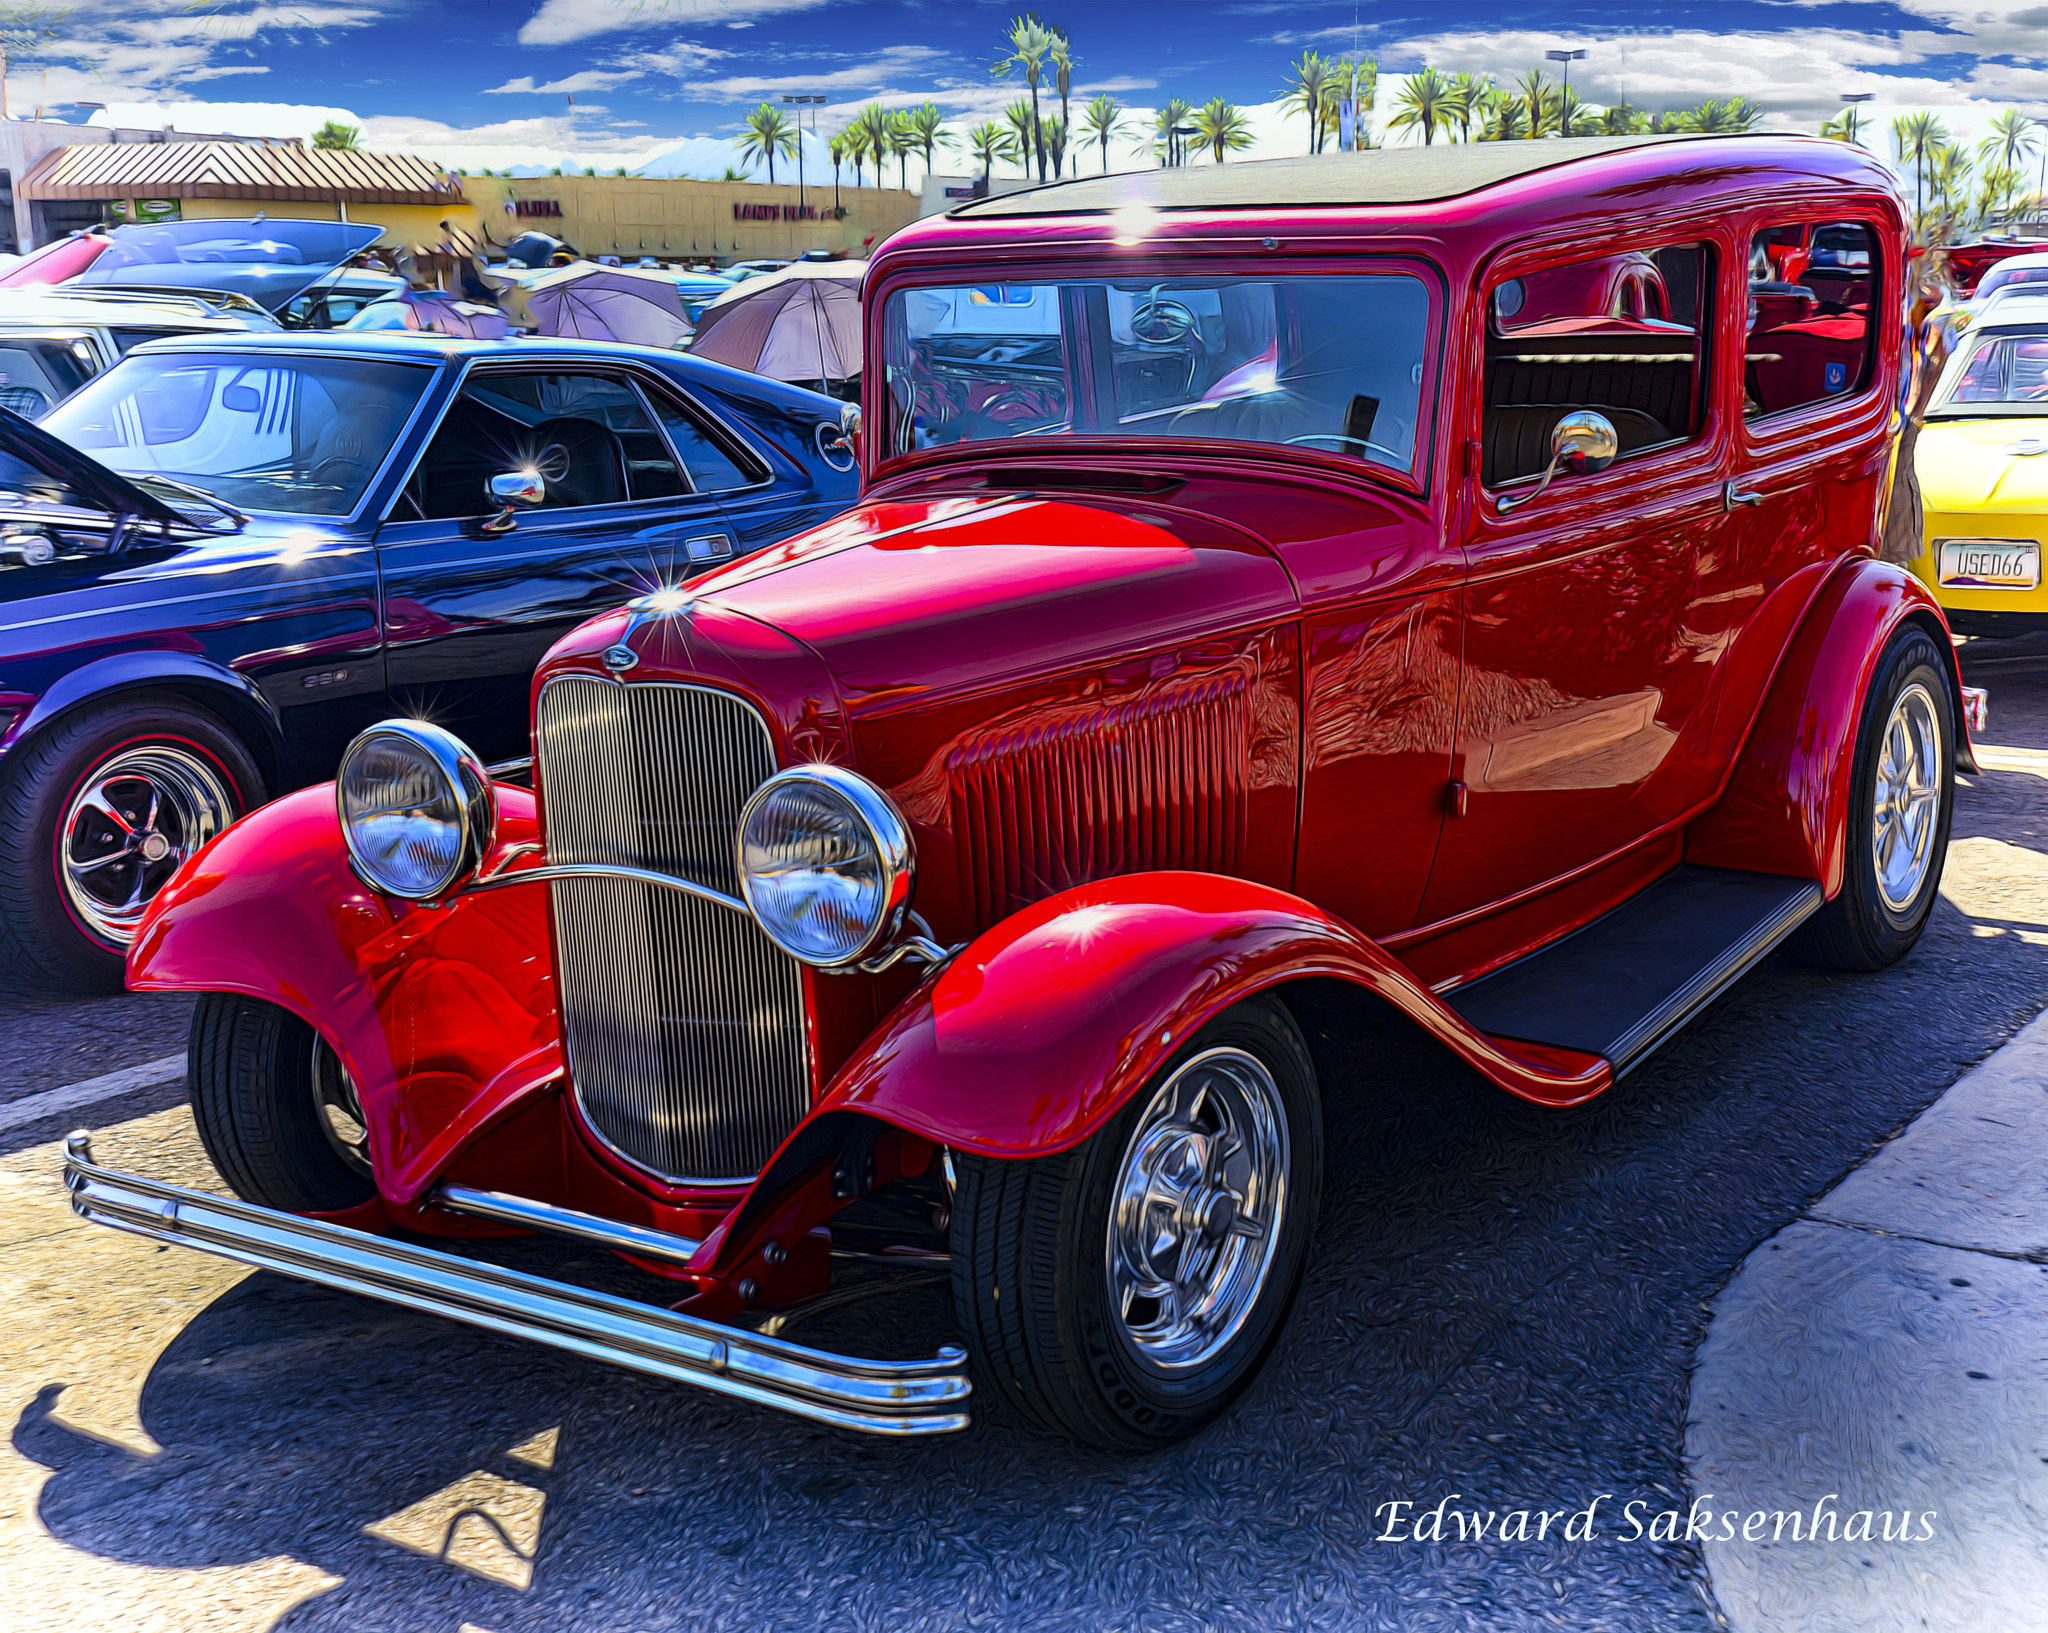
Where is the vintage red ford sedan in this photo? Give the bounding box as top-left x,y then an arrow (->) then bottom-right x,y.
68,135 -> 1978,1447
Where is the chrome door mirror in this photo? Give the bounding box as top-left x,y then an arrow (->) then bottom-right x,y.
1496,410 -> 1619,514
480,469 -> 545,534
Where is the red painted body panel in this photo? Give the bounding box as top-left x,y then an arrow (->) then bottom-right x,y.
123,137 -> 1935,1309
1687,558 -> 1960,893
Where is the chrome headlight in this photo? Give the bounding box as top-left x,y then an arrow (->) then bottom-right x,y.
337,720 -> 495,900
737,765 -> 912,968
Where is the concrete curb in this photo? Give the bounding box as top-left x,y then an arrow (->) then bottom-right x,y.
1687,1006 -> 2048,1633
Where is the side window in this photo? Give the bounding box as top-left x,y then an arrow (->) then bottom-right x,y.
651,397 -> 760,492
404,372 -> 683,519
1746,221 -> 1876,417
1483,241 -> 1712,486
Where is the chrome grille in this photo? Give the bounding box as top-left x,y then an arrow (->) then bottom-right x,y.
535,676 -> 808,1184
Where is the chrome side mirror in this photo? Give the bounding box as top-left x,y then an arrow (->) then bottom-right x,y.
1496,410 -> 1619,514
480,469 -> 545,534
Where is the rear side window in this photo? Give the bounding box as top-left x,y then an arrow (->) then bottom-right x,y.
651,398 -> 759,491
1483,241 -> 1713,487
1746,222 -> 1877,418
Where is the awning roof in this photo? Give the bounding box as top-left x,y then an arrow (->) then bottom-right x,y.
18,141 -> 464,207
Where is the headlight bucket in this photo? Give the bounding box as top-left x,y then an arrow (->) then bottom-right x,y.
336,720 -> 496,901
737,764 -> 913,968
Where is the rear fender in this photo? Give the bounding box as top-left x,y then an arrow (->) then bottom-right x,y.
1687,558 -> 1967,894
702,872 -> 1609,1279
127,784 -> 559,1206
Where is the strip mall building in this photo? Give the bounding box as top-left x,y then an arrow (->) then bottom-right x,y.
14,139 -> 919,264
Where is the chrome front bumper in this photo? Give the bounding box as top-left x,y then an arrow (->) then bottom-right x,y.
62,1133 -> 971,1436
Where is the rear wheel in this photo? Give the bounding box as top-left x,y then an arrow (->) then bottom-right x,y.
1796,624 -> 1955,971
0,692 -> 259,991
949,996 -> 1322,1449
189,993 -> 374,1213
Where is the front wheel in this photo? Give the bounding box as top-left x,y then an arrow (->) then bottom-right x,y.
949,996 -> 1322,1449
1796,623 -> 1955,971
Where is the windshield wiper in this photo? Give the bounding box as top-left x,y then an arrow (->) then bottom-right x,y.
127,473 -> 248,530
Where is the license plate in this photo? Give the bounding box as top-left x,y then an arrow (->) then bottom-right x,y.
1937,537 -> 2041,589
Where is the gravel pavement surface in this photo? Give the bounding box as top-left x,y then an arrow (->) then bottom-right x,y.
2,639 -> 2046,1633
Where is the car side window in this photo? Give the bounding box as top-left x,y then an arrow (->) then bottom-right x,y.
1483,240 -> 1712,487
403,372 -> 684,520
650,397 -> 760,492
1746,222 -> 1877,418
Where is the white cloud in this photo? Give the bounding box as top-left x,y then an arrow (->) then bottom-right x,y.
482,70 -> 643,95
517,0 -> 834,49
681,43 -> 945,102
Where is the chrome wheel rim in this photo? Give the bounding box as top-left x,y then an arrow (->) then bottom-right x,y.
1105,1045 -> 1289,1373
1874,681 -> 1944,914
312,1035 -> 372,1178
59,744 -> 236,947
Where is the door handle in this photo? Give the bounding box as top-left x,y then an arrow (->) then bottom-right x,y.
1724,481 -> 1765,510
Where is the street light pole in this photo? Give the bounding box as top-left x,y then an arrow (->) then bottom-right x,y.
1839,90 -> 1874,148
781,93 -> 827,248
1545,48 -> 1586,129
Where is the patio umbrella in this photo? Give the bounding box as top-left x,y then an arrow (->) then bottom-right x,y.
345,286 -> 511,339
687,260 -> 865,385
512,262 -> 693,348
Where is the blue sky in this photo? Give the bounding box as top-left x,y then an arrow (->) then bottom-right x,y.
30,0 -> 2048,175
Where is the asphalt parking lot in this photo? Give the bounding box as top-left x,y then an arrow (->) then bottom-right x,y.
4,636 -> 2047,1633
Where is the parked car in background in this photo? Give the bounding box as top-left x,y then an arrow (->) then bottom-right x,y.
0,330 -> 860,989
1910,291 -> 2048,636
0,219 -> 401,417
74,135 -> 1974,1451
1931,249 -> 2048,344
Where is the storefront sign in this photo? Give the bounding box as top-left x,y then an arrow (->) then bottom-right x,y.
733,203 -> 819,222
513,200 -> 563,218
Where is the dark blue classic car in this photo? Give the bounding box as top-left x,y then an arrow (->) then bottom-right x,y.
0,331 -> 861,988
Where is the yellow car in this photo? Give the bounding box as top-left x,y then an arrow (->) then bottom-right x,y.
1914,293 -> 2048,636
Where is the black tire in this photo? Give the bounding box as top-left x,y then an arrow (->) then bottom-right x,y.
1795,623 -> 1955,972
189,993 -> 374,1213
0,691 -> 262,992
950,995 -> 1322,1450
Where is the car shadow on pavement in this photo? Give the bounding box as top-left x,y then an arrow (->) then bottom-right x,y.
17,865 -> 2048,1633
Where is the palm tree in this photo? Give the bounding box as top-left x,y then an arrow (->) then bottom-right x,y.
850,103 -> 897,190
1930,139 -> 1973,225
1041,112 -> 1071,178
1388,66 -> 1456,146
738,103 -> 798,185
993,12 -> 1057,182
1446,72 -> 1489,142
1602,100 -> 1647,135
1049,27 -> 1075,178
1192,97 -> 1254,165
1984,106 -> 2038,181
1477,88 -> 1528,141
1152,96 -> 1195,167
312,120 -> 363,152
1515,67 -> 1550,139
1004,97 -> 1040,176
1893,111 -> 1948,221
888,110 -> 920,190
968,120 -> 1018,182
1321,54 -> 1376,151
1280,50 -> 1335,153
827,129 -> 854,208
898,101 -> 954,181
1079,94 -> 1131,173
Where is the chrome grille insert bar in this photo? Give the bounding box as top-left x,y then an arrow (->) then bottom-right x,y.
65,1135 -> 969,1436
437,1183 -> 705,1268
535,677 -> 812,1186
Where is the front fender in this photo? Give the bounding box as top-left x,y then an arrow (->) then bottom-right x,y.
2,649 -> 285,783
815,872 -> 1612,1164
128,784 -> 559,1206
1687,557 -> 1964,894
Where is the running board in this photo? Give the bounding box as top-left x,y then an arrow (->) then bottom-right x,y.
1444,865 -> 1823,1080
63,1134 -> 970,1437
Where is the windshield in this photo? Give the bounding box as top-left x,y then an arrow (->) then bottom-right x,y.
72,220 -> 384,312
1930,329 -> 2048,416
881,273 -> 1434,476
42,351 -> 432,516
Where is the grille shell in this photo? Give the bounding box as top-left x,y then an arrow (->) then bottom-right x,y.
535,675 -> 810,1186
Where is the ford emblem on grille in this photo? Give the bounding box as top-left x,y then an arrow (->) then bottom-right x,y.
602,644 -> 639,672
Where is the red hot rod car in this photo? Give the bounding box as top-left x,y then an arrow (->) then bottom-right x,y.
68,135 -> 1979,1447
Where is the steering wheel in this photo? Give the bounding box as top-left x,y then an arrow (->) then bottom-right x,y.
1130,298 -> 1199,346
309,456 -> 372,487
1284,432 -> 1407,464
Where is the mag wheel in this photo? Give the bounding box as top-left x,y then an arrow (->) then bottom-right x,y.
1796,624 -> 1955,972
0,692 -> 260,992
950,996 -> 1322,1449
189,993 -> 375,1213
